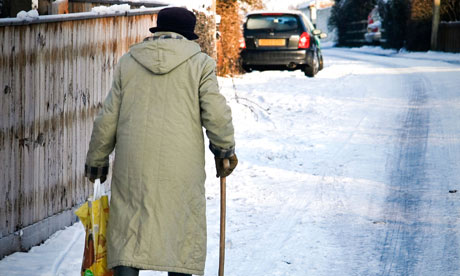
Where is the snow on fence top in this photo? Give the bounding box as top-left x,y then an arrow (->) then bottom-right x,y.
69,0 -> 169,7
0,6 -> 167,27
69,0 -> 212,12
70,0 -> 166,3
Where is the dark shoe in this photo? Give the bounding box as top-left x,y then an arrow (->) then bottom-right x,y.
168,272 -> 192,276
113,266 -> 139,276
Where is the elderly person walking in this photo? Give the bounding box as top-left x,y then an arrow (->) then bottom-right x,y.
84,7 -> 237,276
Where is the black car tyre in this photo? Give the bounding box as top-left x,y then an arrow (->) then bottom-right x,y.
318,51 -> 324,71
304,51 -> 319,77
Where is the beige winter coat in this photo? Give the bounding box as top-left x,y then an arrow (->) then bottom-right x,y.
85,32 -> 235,275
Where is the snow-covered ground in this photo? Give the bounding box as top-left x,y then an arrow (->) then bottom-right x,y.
1,46 -> 460,275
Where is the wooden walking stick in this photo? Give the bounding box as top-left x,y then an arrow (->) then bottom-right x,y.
219,159 -> 230,276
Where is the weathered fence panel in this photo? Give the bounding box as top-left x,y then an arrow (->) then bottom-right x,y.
438,21 -> 460,53
0,8 -> 161,258
343,20 -> 368,46
67,0 -> 218,59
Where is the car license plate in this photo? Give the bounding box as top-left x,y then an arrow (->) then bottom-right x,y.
258,39 -> 285,46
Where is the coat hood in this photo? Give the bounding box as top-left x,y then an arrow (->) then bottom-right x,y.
129,37 -> 202,75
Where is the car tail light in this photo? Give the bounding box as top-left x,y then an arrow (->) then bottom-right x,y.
368,15 -> 374,25
239,37 -> 246,49
298,32 -> 310,49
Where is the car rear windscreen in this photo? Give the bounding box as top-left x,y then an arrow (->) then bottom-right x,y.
246,14 -> 299,31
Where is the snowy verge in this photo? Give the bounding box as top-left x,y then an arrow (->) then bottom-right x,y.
349,45 -> 460,64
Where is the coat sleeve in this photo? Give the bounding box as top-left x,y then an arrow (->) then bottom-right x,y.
199,57 -> 235,158
84,62 -> 123,179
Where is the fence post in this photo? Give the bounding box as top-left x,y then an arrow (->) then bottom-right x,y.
431,0 -> 441,50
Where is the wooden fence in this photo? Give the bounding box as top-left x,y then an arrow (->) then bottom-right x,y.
342,20 -> 368,46
0,8 -> 162,258
67,0 -> 218,59
342,20 -> 460,52
437,21 -> 460,53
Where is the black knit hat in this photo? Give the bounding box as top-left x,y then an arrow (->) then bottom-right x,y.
149,7 -> 199,40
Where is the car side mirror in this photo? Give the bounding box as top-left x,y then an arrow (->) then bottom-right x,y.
312,29 -> 328,39
312,29 -> 322,36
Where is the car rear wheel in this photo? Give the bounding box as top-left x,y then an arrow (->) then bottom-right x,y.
304,51 -> 319,77
318,51 -> 324,71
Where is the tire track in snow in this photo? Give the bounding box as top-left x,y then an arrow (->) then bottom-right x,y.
380,76 -> 445,275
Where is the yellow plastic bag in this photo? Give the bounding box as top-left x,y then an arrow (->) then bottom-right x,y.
75,179 -> 113,276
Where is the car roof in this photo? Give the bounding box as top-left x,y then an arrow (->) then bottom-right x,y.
244,10 -> 312,28
245,10 -> 304,17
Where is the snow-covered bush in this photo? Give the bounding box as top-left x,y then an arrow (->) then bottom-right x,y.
216,0 -> 263,76
194,8 -> 217,60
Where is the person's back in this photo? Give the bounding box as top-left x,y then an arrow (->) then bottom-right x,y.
85,7 -> 237,276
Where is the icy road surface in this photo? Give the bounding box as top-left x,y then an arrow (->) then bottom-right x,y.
1,47 -> 460,276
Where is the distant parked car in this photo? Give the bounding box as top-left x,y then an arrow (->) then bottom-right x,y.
364,6 -> 382,44
240,11 -> 327,77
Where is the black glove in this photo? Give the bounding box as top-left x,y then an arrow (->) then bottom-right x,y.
215,154 -> 238,178
89,175 -> 107,184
